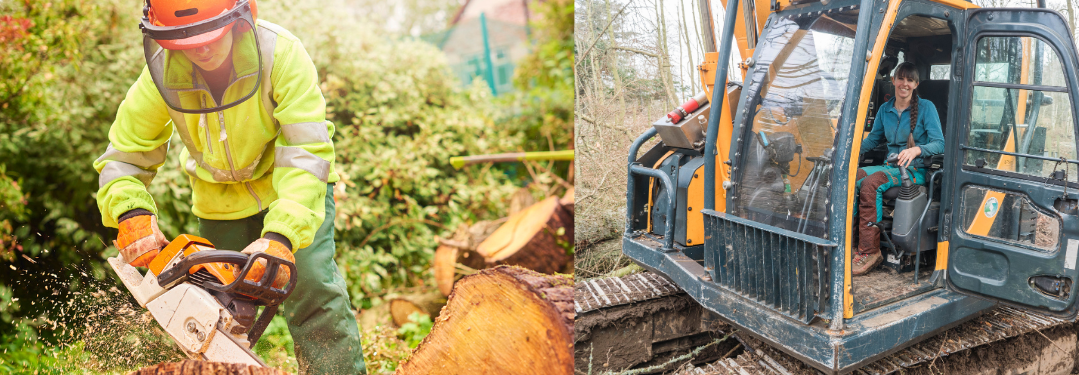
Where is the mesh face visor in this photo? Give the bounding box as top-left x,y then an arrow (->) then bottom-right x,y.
140,1 -> 262,114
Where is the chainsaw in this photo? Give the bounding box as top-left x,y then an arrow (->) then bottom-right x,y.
108,234 -> 297,367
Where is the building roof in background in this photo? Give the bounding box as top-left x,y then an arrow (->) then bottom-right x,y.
451,0 -> 539,27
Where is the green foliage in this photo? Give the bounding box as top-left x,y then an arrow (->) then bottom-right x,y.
361,325 -> 413,374
261,1 -> 525,308
396,312 -> 433,349
0,0 -> 147,359
492,0 -> 575,189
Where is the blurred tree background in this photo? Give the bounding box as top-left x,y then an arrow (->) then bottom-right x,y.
0,0 -> 572,373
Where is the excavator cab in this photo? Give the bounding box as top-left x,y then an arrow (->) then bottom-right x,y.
622,0 -> 1079,372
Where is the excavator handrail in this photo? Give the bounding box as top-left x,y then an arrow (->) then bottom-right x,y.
627,165 -> 678,251
625,128 -> 678,251
628,128 -> 658,164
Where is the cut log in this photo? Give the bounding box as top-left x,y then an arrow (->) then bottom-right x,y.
475,196 -> 572,274
389,291 -> 447,327
433,220 -> 503,296
433,244 -> 486,296
560,187 -> 574,214
397,266 -> 574,375
128,359 -> 287,374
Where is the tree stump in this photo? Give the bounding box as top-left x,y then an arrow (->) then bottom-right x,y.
475,196 -> 572,274
389,291 -> 447,327
433,220 -> 502,296
128,360 -> 287,374
397,266 -> 574,375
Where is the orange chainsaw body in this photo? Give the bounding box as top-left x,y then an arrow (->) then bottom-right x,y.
149,234 -> 237,285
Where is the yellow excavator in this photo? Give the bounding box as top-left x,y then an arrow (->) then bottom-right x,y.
621,0 -> 1079,371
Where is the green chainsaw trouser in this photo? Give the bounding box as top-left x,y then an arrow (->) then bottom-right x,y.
199,184 -> 366,375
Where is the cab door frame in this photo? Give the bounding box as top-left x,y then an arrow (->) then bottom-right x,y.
945,7 -> 1079,319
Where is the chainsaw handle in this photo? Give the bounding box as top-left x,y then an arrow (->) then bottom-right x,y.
218,251 -> 297,306
157,250 -> 248,286
156,250 -> 297,306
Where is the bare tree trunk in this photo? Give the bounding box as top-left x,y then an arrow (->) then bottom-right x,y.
1067,0 -> 1075,36
680,0 -> 697,92
691,0 -> 706,57
588,0 -> 604,104
655,0 -> 679,106
606,0 -> 626,122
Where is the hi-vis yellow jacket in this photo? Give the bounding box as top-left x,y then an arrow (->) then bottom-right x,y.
94,20 -> 338,251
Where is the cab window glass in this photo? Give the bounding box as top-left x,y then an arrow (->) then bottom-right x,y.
960,186 -> 1059,251
965,36 -> 1077,178
733,7 -> 859,238
931,64 -> 950,80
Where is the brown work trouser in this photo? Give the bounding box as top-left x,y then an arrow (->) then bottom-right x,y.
856,169 -> 891,256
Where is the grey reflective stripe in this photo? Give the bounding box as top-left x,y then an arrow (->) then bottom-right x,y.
282,121 -> 330,145
95,143 -> 168,168
99,161 -> 156,187
275,146 -> 330,183
257,24 -> 278,125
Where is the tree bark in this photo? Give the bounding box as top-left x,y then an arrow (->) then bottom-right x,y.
128,360 -> 287,375
397,266 -> 574,375
475,196 -> 572,274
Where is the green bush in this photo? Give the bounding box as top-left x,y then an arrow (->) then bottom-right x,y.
260,0 -> 526,308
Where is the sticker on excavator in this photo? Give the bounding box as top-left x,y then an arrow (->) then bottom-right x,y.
983,197 -> 999,218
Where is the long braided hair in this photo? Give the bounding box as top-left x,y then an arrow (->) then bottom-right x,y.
894,62 -> 920,148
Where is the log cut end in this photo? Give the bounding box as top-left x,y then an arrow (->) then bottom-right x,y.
128,360 -> 288,375
389,291 -> 447,327
434,244 -> 486,296
475,196 -> 572,274
397,266 -> 574,375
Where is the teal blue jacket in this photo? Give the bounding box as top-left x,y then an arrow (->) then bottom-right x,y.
860,97 -> 945,166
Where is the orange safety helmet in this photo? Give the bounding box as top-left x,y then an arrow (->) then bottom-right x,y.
140,0 -> 265,114
143,0 -> 257,50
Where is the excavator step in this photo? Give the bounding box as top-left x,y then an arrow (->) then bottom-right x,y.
574,271 -> 683,313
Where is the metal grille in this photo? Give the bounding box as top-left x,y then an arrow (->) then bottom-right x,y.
704,211 -> 834,323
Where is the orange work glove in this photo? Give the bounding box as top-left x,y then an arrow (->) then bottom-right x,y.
239,237 -> 295,288
115,211 -> 169,267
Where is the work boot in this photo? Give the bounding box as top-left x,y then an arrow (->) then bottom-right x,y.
852,251 -> 883,276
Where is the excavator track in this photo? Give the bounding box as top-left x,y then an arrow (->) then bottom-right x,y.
575,272 -> 1076,374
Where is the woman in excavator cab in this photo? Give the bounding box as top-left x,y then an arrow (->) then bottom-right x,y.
853,62 -> 945,276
